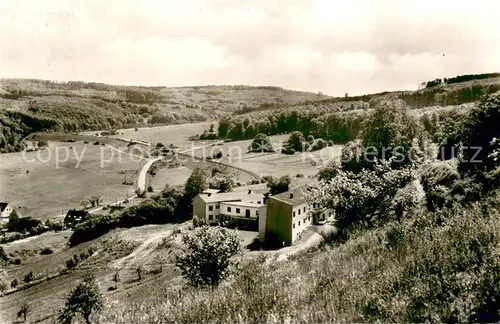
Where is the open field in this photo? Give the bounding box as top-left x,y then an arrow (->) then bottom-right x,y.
185,135 -> 343,178
0,141 -> 142,221
150,166 -> 193,190
113,122 -> 213,146
230,146 -> 342,177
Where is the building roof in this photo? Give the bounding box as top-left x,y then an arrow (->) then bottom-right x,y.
203,188 -> 221,194
195,191 -> 264,204
221,200 -> 265,208
66,209 -> 90,217
14,206 -> 32,218
0,202 -> 8,213
269,184 -> 317,206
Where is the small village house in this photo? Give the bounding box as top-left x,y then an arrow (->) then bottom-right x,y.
0,202 -> 14,226
64,209 -> 91,227
1,203 -> 33,227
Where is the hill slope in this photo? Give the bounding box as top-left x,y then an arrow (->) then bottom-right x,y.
216,75 -> 500,143
0,79 -> 330,153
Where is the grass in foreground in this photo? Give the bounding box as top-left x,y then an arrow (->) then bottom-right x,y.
97,194 -> 500,323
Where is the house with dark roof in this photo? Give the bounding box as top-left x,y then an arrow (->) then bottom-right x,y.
64,209 -> 90,227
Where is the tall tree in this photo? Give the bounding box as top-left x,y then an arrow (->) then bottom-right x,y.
58,274 -> 103,324
184,168 -> 208,201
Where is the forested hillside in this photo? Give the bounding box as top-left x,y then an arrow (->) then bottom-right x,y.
216,74 -> 500,143
0,79 -> 329,153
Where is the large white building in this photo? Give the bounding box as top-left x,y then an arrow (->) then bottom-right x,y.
192,190 -> 267,230
192,185 -> 333,246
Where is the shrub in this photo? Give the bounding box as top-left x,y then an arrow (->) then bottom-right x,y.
38,139 -> 48,147
285,131 -> 306,152
266,174 -> 291,195
11,278 -> 18,289
65,256 -> 78,270
17,302 -> 30,322
458,94 -> 500,176
281,147 -> 296,155
0,279 -> 7,293
311,139 -> 328,151
317,161 -> 341,182
58,273 -> 103,324
136,265 -> 143,281
147,185 -> 154,193
420,162 -> 460,211
209,173 -> 235,193
311,160 -> 414,231
307,135 -> 314,143
135,187 -> 146,198
340,140 -> 372,174
40,247 -> 53,255
249,133 -> 274,153
23,271 -> 34,283
175,226 -> 242,287
184,168 -> 208,202
361,99 -> 421,167
0,246 -> 9,263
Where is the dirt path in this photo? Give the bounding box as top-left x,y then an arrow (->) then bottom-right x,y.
111,231 -> 169,269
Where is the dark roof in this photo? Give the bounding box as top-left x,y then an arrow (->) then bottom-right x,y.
14,207 -> 31,218
0,202 -> 8,212
66,209 -> 89,217
269,184 -> 317,206
195,192 -> 264,204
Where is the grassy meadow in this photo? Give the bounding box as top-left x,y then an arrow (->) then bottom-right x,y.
0,142 -> 142,221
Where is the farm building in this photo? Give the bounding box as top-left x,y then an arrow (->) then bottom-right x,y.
0,202 -> 14,226
0,202 -> 14,218
1,203 -> 33,227
192,190 -> 266,227
64,209 -> 91,227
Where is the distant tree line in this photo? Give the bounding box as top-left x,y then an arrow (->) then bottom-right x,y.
218,102 -> 369,143
423,72 -> 500,89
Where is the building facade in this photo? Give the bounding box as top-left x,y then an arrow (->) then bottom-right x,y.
192,185 -> 334,247
192,190 -> 265,226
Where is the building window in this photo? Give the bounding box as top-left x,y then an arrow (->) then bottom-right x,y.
298,209 -> 301,215
216,204 -> 220,209
303,207 -> 306,212
293,223 -> 295,229
209,205 -> 213,211
293,211 -> 296,217
298,220 -> 301,226
258,201 -> 261,204
215,215 -> 219,219
228,207 -> 232,212
209,215 -> 213,220
236,208 -> 240,214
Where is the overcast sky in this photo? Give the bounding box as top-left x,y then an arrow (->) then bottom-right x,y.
1,0 -> 499,96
